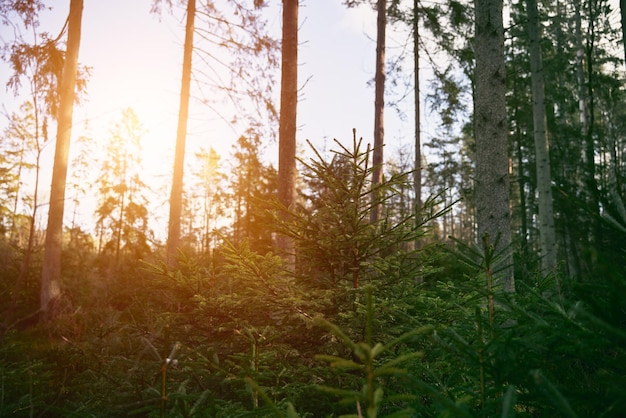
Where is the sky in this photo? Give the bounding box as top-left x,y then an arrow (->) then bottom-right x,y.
1,0 -> 423,237
35,0 -> 417,158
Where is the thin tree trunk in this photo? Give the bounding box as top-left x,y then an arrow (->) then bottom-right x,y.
40,0 -> 83,319
573,0 -> 590,171
474,0 -> 514,292
574,0 -> 600,255
277,0 -> 298,268
370,0 -> 386,223
516,132 -> 528,249
510,62 -> 528,250
527,0 -> 557,277
585,0 -> 600,235
166,0 -> 195,265
115,180 -> 125,269
619,0 -> 626,66
413,0 -> 422,248
10,137 -> 26,245
555,0 -> 579,279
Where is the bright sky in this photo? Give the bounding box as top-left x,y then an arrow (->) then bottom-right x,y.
68,0 -> 417,157
1,0 -> 424,237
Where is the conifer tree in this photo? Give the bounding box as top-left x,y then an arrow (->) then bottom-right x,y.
95,108 -> 151,269
229,133 -> 276,254
191,147 -> 225,255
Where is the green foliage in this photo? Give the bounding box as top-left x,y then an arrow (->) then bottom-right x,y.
0,135 -> 624,418
228,133 -> 277,254
279,132 -> 447,291
314,286 -> 433,418
417,240 -> 626,417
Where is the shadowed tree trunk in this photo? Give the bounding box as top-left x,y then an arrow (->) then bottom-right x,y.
619,0 -> 626,65
40,0 -> 83,318
527,0 -> 557,278
573,0 -> 588,144
413,0 -> 421,248
584,0 -> 601,246
277,0 -> 298,269
474,0 -> 514,292
166,0 -> 195,265
370,0 -> 386,223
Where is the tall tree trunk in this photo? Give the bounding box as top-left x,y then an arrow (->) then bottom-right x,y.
474,0 -> 514,292
552,0 -> 580,279
40,0 -> 83,318
413,0 -> 422,248
619,0 -> 626,65
115,179 -> 125,269
573,0 -> 600,262
370,0 -> 386,223
277,0 -> 298,268
527,0 -> 557,277
584,0 -> 601,240
573,0 -> 590,175
166,0 -> 195,265
515,129 -> 528,250
510,60 -> 528,250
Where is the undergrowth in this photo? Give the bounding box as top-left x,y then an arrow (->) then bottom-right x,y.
1,138 -> 624,417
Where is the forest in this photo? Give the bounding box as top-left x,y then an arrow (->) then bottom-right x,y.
1,0 -> 625,416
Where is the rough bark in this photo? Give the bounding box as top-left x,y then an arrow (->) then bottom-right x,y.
527,0 -> 557,277
166,0 -> 195,265
622,0 -> 626,67
40,0 -> 83,318
277,0 -> 298,268
474,0 -> 514,292
370,0 -> 386,223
